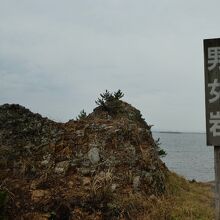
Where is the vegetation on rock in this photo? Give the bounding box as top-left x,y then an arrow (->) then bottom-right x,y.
95,89 -> 124,116
76,109 -> 87,120
0,91 -> 214,219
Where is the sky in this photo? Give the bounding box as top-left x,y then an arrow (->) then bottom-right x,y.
1,0 -> 220,132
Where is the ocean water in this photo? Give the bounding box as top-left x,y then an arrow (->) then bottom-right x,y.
152,132 -> 214,182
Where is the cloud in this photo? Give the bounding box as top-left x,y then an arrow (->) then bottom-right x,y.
0,0 -> 219,131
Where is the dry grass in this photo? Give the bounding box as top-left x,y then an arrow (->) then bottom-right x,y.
91,169 -> 113,194
90,169 -> 114,201
108,172 -> 214,220
166,173 -> 214,220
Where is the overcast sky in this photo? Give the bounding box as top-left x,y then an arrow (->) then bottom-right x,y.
1,0 -> 220,132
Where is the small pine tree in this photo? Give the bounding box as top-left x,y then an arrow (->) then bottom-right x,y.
155,138 -> 167,157
114,89 -> 124,100
95,89 -> 124,107
76,109 -> 87,120
100,90 -> 114,102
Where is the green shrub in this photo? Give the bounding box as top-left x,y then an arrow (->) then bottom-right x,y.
76,109 -> 87,120
155,138 -> 167,158
95,90 -> 124,115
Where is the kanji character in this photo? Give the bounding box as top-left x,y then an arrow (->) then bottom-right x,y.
208,78 -> 220,103
208,47 -> 220,71
209,112 -> 220,136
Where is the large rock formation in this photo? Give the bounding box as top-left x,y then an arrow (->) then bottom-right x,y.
0,99 -> 168,219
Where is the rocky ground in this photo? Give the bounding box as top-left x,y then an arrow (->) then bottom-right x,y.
0,93 -> 170,219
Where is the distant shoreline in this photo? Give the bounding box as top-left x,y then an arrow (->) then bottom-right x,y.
152,131 -> 206,134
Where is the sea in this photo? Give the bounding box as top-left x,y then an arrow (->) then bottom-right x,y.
152,132 -> 214,182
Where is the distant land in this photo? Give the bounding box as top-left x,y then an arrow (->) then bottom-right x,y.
152,130 -> 206,134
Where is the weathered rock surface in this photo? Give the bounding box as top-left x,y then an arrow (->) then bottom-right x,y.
0,101 -> 168,219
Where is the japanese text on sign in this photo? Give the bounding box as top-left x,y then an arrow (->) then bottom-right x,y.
208,48 -> 220,137
204,39 -> 220,145
208,47 -> 220,71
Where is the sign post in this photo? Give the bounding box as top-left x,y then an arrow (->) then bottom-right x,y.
204,38 -> 220,220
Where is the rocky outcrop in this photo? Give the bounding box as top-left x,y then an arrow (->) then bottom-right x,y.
0,101 -> 168,219
0,104 -> 62,146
